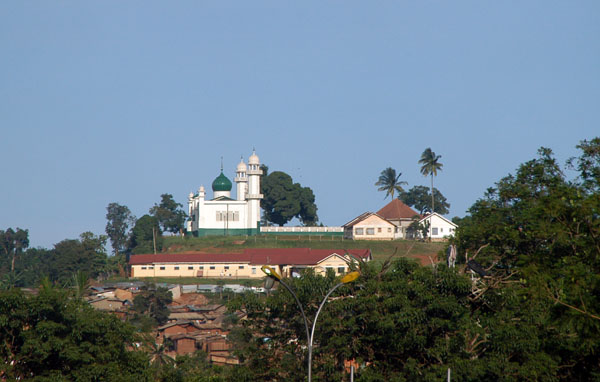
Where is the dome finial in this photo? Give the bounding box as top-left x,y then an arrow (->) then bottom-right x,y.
220,156 -> 223,172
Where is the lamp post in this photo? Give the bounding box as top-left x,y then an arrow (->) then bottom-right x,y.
261,265 -> 359,382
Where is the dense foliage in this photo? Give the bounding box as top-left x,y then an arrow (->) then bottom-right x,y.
105,202 -> 136,256
399,185 -> 450,215
149,193 -> 187,235
0,286 -> 152,381
129,214 -> 163,254
260,169 -> 319,226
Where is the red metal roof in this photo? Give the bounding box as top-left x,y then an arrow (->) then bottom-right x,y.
129,253 -> 251,265
129,248 -> 371,266
376,199 -> 419,220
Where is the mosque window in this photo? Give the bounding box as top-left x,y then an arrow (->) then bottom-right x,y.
366,228 -> 375,235
355,228 -> 363,235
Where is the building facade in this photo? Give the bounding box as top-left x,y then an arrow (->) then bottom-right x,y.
129,248 -> 372,279
186,150 -> 263,237
343,212 -> 396,240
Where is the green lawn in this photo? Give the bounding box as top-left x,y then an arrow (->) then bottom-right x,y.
162,235 -> 446,263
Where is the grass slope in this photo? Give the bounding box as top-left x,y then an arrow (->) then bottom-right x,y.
161,235 -> 446,264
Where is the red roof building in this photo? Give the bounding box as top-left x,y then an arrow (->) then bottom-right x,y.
129,248 -> 370,279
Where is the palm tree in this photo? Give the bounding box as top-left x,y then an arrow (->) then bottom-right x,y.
375,167 -> 408,199
418,148 -> 443,213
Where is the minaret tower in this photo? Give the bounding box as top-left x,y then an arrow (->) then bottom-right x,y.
234,157 -> 248,201
246,149 -> 263,232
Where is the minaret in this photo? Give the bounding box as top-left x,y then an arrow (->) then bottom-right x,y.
234,157 -> 248,201
246,149 -> 263,232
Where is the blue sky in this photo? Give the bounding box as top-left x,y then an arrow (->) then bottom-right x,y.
1,1 -> 599,249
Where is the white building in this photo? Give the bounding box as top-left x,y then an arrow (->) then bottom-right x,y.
186,150 -> 263,237
418,212 -> 458,240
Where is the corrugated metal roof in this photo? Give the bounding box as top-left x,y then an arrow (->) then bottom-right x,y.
130,248 -> 371,266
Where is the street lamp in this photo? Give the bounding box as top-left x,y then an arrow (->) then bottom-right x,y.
261,265 -> 360,382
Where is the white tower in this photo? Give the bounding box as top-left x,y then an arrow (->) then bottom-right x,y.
234,157 -> 248,201
246,149 -> 263,231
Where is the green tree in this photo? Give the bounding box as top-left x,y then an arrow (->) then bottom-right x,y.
399,185 -> 450,214
149,193 -> 187,234
419,148 -> 443,213
375,167 -> 408,199
0,287 -> 152,381
297,186 -> 318,226
453,141 -> 600,380
0,227 -> 29,273
106,203 -> 136,256
48,232 -> 108,285
129,215 -> 162,254
260,170 -> 319,226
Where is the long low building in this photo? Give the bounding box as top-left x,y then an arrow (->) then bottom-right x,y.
129,248 -> 372,279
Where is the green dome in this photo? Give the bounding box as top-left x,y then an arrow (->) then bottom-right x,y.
212,172 -> 232,192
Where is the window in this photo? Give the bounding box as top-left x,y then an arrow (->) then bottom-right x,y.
355,228 -> 364,235
210,266 -> 216,270
378,227 -> 382,233
440,228 -> 444,233
387,228 -> 392,232
239,265 -> 244,269
160,266 -> 165,270
141,266 -> 147,270
252,267 -> 257,274
149,266 -> 154,270
366,228 -> 375,235
199,266 -> 204,270
337,267 -> 345,274
174,266 -> 180,270
224,266 -> 229,270
432,227 -> 438,235
188,266 -> 194,270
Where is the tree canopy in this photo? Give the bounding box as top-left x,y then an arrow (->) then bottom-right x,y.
260,170 -> 318,226
129,215 -> 162,255
0,227 -> 29,273
399,185 -> 450,215
0,286 -> 152,381
149,193 -> 187,234
105,203 -> 135,256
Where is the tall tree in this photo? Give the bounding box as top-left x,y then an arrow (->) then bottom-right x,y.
0,227 -> 29,273
419,148 -> 443,213
105,203 -> 135,256
399,185 -> 450,215
375,167 -> 407,199
49,232 -> 108,285
129,215 -> 162,254
149,193 -> 187,234
297,186 -> 318,226
261,170 -> 318,226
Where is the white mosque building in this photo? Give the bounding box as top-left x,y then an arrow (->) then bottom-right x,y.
186,150 -> 263,237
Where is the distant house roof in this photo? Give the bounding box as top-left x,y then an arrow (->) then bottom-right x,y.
342,212 -> 394,228
130,248 -> 371,267
419,212 -> 458,227
376,199 -> 420,220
